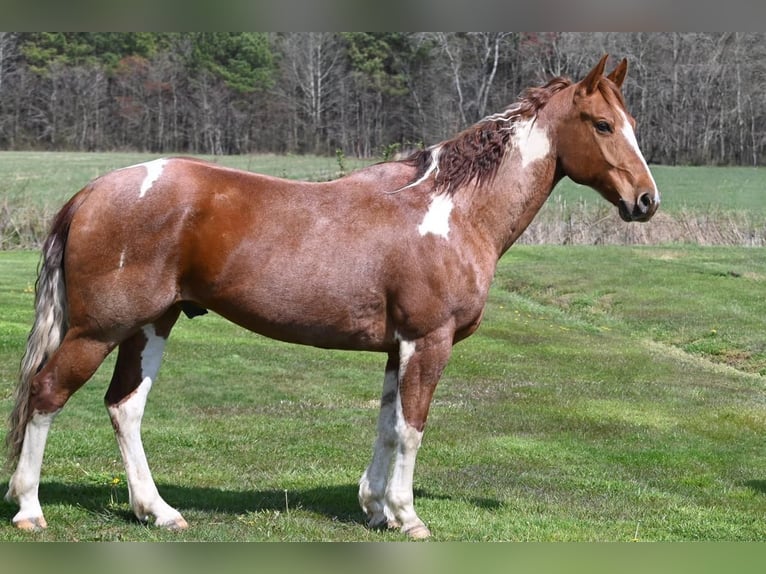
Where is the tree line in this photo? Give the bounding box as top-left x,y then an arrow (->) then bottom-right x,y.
0,32 -> 763,165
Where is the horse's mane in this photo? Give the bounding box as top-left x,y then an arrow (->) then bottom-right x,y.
401,76 -> 573,195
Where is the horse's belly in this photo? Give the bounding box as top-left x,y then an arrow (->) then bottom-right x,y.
197,280 -> 391,352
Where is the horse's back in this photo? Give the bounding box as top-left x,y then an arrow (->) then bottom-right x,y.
59,158 -> 414,347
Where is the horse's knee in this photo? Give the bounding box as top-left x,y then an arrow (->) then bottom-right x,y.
29,371 -> 68,414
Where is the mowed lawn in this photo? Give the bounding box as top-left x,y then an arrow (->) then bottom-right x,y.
0,244 -> 765,541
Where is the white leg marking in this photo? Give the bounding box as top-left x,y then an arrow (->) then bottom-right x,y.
398,337 -> 416,369
382,335 -> 430,537
6,410 -> 59,529
108,325 -> 186,528
618,110 -> 660,205
359,365 -> 399,528
360,334 -> 425,535
386,416 -> 425,536
137,158 -> 168,199
418,193 -> 454,239
513,118 -> 551,168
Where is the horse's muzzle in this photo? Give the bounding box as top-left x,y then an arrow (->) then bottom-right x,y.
618,190 -> 659,222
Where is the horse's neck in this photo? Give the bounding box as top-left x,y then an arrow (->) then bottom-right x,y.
464,144 -> 559,258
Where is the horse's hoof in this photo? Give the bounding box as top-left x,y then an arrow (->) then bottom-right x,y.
13,515 -> 48,531
404,524 -> 431,540
158,516 -> 188,531
367,515 -> 388,530
386,517 -> 402,530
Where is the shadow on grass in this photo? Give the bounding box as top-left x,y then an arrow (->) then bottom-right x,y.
743,480 -> 766,495
0,482 -> 501,526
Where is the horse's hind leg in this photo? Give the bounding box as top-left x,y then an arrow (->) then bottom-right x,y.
6,334 -> 113,530
104,308 -> 186,529
5,412 -> 54,530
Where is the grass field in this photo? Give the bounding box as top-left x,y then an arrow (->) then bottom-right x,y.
0,151 -> 370,249
0,245 -> 765,541
1,151 -> 765,248
1,151 -> 763,214
0,152 -> 765,541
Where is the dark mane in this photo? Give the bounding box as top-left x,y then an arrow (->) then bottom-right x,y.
402,76 -> 572,195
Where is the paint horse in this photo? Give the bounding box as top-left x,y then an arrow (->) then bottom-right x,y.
5,55 -> 658,538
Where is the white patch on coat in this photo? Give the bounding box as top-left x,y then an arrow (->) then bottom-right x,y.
513,119 -> 551,168
137,158 -> 168,198
618,110 -> 660,205
418,193 -> 454,239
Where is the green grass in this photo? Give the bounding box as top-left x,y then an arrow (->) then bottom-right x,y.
0,151 -> 373,248
1,151 -> 766,248
2,151 -> 764,215
502,245 -> 766,374
552,165 -> 766,216
0,151 -> 371,207
1,245 -> 765,541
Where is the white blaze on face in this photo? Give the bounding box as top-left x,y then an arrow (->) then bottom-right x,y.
618,109 -> 660,205
418,193 -> 454,239
513,119 -> 551,168
137,158 -> 168,198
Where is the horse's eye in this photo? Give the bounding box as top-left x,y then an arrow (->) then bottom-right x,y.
595,121 -> 612,134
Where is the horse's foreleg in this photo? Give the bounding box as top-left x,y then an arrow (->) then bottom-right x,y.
6,334 -> 113,530
106,314 -> 186,530
361,329 -> 453,539
386,330 -> 452,539
359,353 -> 399,529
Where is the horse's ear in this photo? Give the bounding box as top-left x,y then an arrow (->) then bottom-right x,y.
607,58 -> 628,89
579,54 -> 609,95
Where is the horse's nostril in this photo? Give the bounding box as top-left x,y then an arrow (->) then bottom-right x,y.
638,192 -> 652,212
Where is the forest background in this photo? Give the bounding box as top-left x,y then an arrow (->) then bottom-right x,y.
0,32 -> 763,165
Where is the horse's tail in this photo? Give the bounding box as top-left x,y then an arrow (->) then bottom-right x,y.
6,192 -> 86,465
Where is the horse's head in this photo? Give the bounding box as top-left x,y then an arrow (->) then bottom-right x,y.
554,55 -> 659,222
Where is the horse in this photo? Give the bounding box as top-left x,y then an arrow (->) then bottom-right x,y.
5,55 -> 658,538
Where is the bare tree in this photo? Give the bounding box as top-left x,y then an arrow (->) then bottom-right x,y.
0,32 -> 18,96
0,32 -> 764,165
431,32 -> 515,124
277,32 -> 344,153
